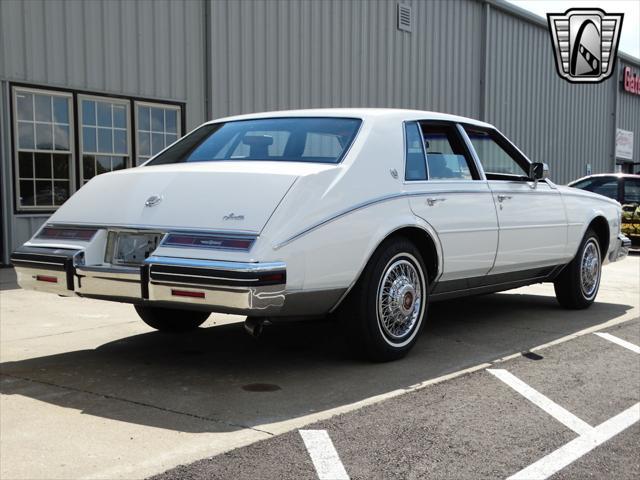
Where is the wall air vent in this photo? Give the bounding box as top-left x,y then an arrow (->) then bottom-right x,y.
397,3 -> 412,32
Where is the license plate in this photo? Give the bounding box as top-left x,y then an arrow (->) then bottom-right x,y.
108,231 -> 162,266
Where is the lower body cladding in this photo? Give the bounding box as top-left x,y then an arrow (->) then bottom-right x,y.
11,247 -> 345,317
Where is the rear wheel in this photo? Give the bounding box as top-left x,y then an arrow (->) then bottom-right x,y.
134,305 -> 209,332
553,229 -> 602,309
345,237 -> 428,362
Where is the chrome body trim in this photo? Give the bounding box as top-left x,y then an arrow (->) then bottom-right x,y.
275,190 -> 484,249
14,246 -> 293,315
144,256 -> 285,273
75,266 -> 143,299
14,266 -> 74,296
47,222 -> 260,235
609,233 -> 631,263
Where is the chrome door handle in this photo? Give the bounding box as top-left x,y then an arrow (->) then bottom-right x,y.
497,194 -> 512,202
426,197 -> 446,206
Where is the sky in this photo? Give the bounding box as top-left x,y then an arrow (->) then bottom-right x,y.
506,0 -> 640,60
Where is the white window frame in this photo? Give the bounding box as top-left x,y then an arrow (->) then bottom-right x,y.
134,101 -> 182,165
12,86 -> 76,212
77,94 -> 132,184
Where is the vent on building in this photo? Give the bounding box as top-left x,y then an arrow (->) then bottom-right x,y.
397,3 -> 412,32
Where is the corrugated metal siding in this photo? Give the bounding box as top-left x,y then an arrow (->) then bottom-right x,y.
0,0 -> 206,130
617,61 -> 640,164
484,7 -> 617,185
208,0 -> 484,119
0,0 -> 208,263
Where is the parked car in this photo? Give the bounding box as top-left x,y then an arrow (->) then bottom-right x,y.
12,109 -> 630,361
569,174 -> 640,246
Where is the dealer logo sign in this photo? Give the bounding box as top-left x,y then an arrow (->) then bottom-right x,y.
547,8 -> 623,83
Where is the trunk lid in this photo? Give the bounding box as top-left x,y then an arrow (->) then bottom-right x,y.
49,162 -> 332,232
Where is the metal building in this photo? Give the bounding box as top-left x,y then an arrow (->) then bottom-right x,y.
1,0 -> 639,264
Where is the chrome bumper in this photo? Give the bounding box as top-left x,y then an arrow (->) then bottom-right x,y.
11,247 -> 286,315
609,233 -> 631,263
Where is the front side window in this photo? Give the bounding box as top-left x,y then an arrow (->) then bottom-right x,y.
14,88 -> 73,210
465,127 -> 529,180
136,102 -> 181,165
79,96 -> 130,183
147,117 -> 361,166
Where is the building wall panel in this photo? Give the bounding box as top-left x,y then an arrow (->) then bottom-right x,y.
0,0 -> 206,129
484,6 -> 618,184
208,0 -> 484,119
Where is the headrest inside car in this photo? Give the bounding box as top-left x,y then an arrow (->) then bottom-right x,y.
242,134 -> 274,146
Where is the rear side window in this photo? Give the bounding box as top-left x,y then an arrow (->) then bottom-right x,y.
421,123 -> 475,180
571,177 -> 619,200
623,178 -> 640,204
404,122 -> 427,181
147,117 -> 361,165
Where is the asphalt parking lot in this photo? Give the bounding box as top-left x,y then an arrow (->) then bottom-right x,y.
1,255 -> 638,479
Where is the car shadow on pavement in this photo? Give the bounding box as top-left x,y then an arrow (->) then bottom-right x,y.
0,292 -> 633,433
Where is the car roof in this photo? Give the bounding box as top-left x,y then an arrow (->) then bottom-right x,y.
206,108 -> 495,129
569,173 -> 640,184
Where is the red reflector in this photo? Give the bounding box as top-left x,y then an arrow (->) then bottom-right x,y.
36,275 -> 58,283
261,273 -> 285,283
171,289 -> 205,299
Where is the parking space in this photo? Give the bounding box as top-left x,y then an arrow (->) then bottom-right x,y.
1,256 -> 639,479
154,321 -> 639,480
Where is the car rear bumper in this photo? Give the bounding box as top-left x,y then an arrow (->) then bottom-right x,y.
609,233 -> 631,263
11,247 -> 287,315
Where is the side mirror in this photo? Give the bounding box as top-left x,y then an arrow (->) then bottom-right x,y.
530,162 -> 550,181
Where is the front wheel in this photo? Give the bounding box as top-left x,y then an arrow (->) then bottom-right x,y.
345,237 -> 428,362
553,229 -> 602,309
134,305 -> 210,332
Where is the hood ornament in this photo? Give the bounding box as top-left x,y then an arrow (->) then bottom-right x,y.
144,195 -> 163,207
223,213 -> 245,221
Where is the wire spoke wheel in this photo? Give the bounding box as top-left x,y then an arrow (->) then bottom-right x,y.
376,255 -> 424,344
580,239 -> 600,299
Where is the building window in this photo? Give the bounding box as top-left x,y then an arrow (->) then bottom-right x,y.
13,88 -> 74,210
12,85 -> 183,212
79,95 -> 130,184
135,102 -> 181,165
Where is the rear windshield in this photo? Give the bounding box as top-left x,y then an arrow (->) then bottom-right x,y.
147,117 -> 362,165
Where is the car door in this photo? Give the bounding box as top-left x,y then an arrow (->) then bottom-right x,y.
403,121 -> 499,289
462,125 -> 568,274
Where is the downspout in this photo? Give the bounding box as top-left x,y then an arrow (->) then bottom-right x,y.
0,82 -> 11,265
480,2 -> 491,122
204,0 -> 212,121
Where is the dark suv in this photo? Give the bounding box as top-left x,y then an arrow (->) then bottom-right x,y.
569,174 -> 640,246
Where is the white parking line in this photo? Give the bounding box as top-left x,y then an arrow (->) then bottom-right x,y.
508,402 -> 640,480
487,369 -> 593,435
594,332 -> 640,354
299,429 -> 349,480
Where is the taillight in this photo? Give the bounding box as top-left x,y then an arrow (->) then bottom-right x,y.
162,233 -> 255,251
37,227 -> 98,241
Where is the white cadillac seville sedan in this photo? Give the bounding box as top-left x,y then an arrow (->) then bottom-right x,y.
12,109 -> 630,361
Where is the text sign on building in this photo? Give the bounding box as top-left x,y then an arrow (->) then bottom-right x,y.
615,129 -> 634,160
623,67 -> 640,96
